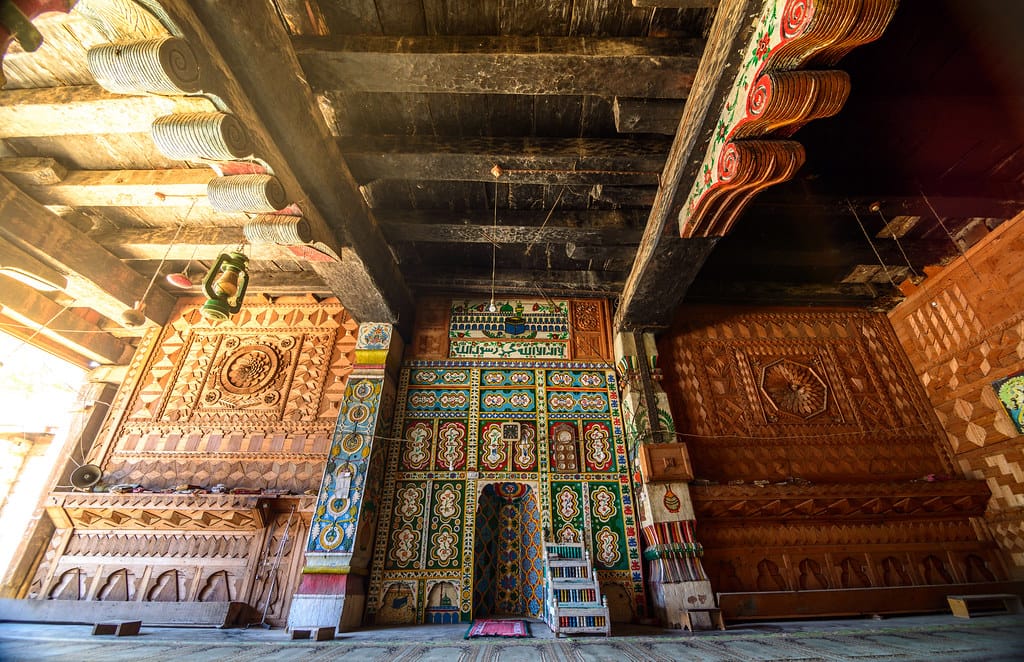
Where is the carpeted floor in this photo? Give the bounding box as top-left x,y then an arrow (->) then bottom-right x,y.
1,614 -> 1022,661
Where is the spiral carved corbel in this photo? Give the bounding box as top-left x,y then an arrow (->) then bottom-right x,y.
679,0 -> 898,239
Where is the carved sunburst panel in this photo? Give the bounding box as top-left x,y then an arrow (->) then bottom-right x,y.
759,358 -> 828,420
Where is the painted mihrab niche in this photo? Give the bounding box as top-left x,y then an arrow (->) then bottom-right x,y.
449,299 -> 570,359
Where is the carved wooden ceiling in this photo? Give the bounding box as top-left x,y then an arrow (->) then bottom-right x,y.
0,0 -> 1020,365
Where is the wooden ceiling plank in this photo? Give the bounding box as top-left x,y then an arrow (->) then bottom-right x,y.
0,280 -> 129,365
0,156 -> 67,186
294,35 -> 702,98
158,0 -> 413,326
404,267 -> 625,296
616,0 -> 761,330
613,97 -> 685,134
631,0 -> 719,7
90,225 -> 294,261
0,175 -> 174,327
0,85 -> 216,138
22,168 -> 214,208
341,135 -> 669,185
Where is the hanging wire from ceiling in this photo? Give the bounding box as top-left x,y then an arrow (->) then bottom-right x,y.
126,198 -> 195,324
846,199 -> 897,288
489,176 -> 498,313
870,202 -> 919,280
524,185 -> 567,258
919,188 -> 985,284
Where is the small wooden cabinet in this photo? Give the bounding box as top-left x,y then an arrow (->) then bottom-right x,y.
638,442 -> 693,483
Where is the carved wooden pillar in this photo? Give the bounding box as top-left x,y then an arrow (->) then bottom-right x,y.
289,322 -> 403,632
615,331 -> 713,627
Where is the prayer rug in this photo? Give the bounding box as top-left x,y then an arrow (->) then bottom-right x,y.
465,619 -> 531,639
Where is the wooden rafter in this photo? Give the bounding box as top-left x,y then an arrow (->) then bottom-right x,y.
156,0 -> 413,327
0,280 -> 129,365
0,85 -> 216,138
294,35 -> 703,98
340,135 -> 669,186
0,174 -> 174,327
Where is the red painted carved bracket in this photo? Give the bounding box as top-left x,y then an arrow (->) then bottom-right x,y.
680,0 -> 898,239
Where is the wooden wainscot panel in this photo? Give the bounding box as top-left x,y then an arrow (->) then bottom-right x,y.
638,443 -> 693,483
46,493 -> 268,531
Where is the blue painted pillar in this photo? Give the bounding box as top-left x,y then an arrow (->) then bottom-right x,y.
288,322 -> 403,632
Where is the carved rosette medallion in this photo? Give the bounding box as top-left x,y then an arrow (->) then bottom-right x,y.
196,335 -> 299,417
760,358 -> 828,419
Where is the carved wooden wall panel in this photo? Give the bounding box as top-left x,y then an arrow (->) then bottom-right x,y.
31,500 -> 312,627
34,296 -> 354,624
659,306 -> 1001,608
889,216 -> 1024,572
659,308 -> 952,483
88,296 -> 358,492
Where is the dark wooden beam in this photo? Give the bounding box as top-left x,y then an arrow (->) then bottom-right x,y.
632,0 -> 719,7
160,0 -> 413,327
0,174 -> 174,327
0,85 -> 215,138
404,268 -> 626,296
0,280 -> 129,365
613,97 -> 685,135
294,35 -> 703,98
376,209 -> 646,245
341,136 -> 669,186
565,243 -> 637,261
616,0 -> 762,331
589,185 -> 658,207
685,280 -> 891,307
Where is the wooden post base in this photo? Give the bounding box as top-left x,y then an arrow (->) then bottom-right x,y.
92,620 -> 141,636
291,626 -> 335,641
947,594 -> 1023,618
679,607 -> 726,632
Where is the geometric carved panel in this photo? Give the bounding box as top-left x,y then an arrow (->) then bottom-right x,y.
46,493 -> 269,531
659,308 -> 950,482
86,296 -> 358,493
195,335 -> 298,417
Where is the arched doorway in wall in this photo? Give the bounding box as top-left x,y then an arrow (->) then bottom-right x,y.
472,482 -> 544,619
